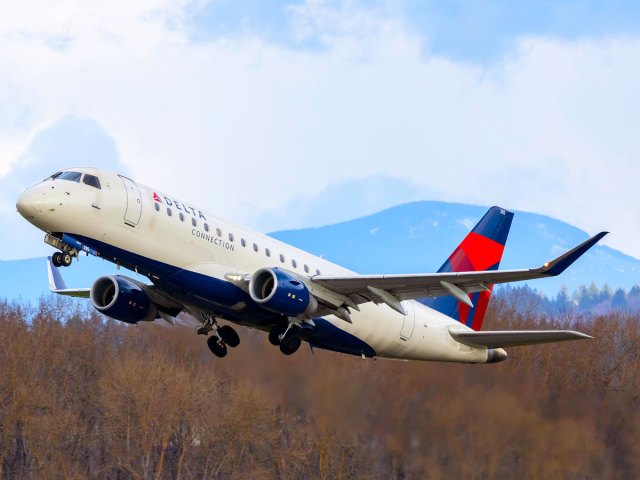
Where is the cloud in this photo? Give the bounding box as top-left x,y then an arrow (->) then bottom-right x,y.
6,115 -> 124,189
2,0 -> 639,260
396,0 -> 640,63
249,174 -> 431,231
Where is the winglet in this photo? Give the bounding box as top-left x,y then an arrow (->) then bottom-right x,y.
538,232 -> 608,276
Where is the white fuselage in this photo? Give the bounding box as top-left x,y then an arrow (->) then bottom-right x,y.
17,167 -> 493,363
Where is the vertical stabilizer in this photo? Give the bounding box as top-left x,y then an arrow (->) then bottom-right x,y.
427,206 -> 514,330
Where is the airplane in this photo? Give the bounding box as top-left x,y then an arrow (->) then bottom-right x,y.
16,167 -> 607,364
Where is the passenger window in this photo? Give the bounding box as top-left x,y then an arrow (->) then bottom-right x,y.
241,238 -> 246,247
204,223 -> 209,232
304,264 -> 309,273
292,259 -> 297,268
279,254 -> 285,263
265,248 -> 271,257
154,203 -> 160,212
179,212 -> 185,222
167,208 -> 172,217
57,171 -> 82,182
216,228 -> 222,237
229,233 -> 234,242
192,218 -> 197,227
316,269 -> 321,275
253,243 -> 258,252
82,174 -> 101,189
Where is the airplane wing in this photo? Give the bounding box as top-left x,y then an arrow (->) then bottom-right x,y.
311,232 -> 607,313
47,256 -> 91,298
449,329 -> 592,348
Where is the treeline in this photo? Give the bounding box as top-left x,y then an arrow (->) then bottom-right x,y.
0,296 -> 639,479
494,283 -> 640,316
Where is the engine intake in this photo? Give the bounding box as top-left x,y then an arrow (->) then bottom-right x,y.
249,268 -> 317,317
90,276 -> 157,324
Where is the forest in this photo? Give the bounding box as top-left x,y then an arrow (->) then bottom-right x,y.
0,292 -> 638,479
493,283 -> 640,316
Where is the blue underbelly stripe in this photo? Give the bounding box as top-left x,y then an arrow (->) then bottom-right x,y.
66,233 -> 377,358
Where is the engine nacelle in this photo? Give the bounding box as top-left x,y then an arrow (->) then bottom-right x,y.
249,268 -> 317,317
90,276 -> 157,324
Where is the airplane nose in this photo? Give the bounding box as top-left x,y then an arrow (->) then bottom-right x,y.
16,187 -> 42,219
17,190 -> 33,218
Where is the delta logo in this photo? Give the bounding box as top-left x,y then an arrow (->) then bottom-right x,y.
152,192 -> 207,221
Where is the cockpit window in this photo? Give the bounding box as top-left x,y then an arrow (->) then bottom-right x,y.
57,171 -> 82,182
82,174 -> 101,189
45,171 -> 63,181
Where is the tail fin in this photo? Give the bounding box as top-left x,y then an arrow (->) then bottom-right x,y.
430,206 -> 514,330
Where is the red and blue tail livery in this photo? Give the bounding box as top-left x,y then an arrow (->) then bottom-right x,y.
430,207 -> 514,330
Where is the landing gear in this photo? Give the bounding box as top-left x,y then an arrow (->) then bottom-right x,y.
218,325 -> 240,348
207,336 -> 228,358
268,324 -> 287,346
269,321 -> 302,355
52,251 -> 73,267
279,336 -> 302,355
196,312 -> 217,336
52,252 -> 63,267
198,313 -> 240,357
61,252 -> 72,267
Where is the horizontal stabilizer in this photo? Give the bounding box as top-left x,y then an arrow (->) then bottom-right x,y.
47,257 -> 91,298
450,329 -> 593,348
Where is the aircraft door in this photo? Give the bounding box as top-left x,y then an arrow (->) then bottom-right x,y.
400,302 -> 415,340
119,175 -> 142,226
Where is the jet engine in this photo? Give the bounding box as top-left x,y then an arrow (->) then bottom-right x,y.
90,275 -> 157,324
249,268 -> 317,317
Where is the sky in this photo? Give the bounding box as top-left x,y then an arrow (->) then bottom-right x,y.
1,0 -> 640,260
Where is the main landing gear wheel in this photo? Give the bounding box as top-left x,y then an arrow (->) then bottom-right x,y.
207,336 -> 228,358
279,336 -> 302,356
269,324 -> 287,346
218,325 -> 240,348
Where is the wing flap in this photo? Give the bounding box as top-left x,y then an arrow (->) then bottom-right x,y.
450,329 -> 593,348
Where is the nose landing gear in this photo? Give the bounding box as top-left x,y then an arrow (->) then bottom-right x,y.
44,234 -> 77,267
52,251 -> 73,267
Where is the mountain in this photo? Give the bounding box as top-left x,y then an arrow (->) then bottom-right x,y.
1,201 -> 637,303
